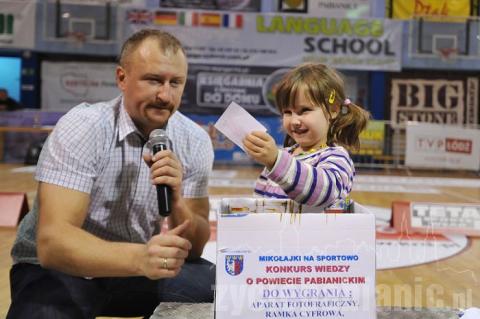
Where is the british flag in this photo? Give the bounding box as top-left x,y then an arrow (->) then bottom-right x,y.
127,10 -> 153,24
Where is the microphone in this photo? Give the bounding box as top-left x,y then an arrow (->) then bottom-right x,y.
149,129 -> 172,217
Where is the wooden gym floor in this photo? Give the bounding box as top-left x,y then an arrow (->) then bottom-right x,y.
0,163 -> 479,317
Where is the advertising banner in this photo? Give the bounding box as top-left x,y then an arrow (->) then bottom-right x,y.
41,61 -> 119,112
392,201 -> 480,237
308,0 -> 371,18
405,122 -> 480,171
182,64 -> 280,116
389,73 -> 479,126
122,8 -> 403,71
215,199 -> 376,318
392,0 -> 471,19
0,1 -> 35,49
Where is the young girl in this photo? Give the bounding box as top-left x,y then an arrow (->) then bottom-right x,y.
243,63 -> 370,210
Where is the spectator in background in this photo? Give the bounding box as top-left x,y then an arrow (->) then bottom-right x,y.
0,88 -> 23,111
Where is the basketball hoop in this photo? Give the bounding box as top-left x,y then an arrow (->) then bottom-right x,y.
66,31 -> 87,49
436,47 -> 458,62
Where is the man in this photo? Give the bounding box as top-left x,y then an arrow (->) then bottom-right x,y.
8,29 -> 214,318
0,88 -> 23,111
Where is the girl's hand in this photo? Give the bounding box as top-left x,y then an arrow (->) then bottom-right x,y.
243,131 -> 278,170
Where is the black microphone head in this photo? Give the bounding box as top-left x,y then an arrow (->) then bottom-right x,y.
149,129 -> 169,146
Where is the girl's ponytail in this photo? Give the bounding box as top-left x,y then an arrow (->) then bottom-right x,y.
328,100 -> 370,151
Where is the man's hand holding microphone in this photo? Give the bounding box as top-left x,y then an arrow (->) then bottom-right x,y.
140,129 -> 191,279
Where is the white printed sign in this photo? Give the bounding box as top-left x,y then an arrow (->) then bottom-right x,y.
411,202 -> 480,236
405,122 -> 480,171
41,61 -> 120,111
215,199 -> 376,319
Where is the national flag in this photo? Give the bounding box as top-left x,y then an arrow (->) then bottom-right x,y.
199,13 -> 221,27
178,11 -> 199,26
154,11 -> 177,25
126,10 -> 152,24
222,13 -> 243,29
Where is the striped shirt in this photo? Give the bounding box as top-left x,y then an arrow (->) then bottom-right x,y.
254,145 -> 354,210
11,96 -> 214,264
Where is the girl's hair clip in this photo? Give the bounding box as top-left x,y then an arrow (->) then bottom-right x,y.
328,90 -> 336,104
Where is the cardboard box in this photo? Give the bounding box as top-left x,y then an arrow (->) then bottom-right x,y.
215,198 -> 376,319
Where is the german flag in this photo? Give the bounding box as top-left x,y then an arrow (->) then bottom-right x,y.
154,11 -> 177,25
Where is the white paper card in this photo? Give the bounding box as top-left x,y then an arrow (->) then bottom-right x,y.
214,102 -> 267,151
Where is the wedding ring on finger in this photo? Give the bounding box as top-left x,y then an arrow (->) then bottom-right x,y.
162,257 -> 168,270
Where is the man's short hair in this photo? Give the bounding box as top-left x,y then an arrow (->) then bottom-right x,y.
118,29 -> 185,68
